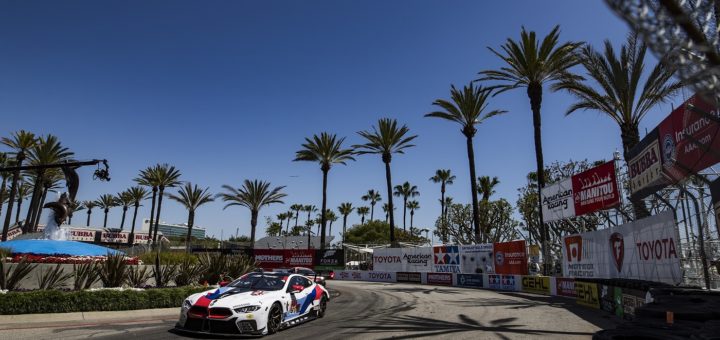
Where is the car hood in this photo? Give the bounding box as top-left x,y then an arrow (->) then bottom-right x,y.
187,286 -> 282,308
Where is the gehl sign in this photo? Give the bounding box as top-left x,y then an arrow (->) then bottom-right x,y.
521,276 -> 550,295
576,282 -> 600,309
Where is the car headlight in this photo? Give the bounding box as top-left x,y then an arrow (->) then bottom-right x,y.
234,305 -> 261,313
183,299 -> 192,309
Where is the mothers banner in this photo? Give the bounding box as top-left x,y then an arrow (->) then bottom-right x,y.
542,161 -> 620,222
561,211 -> 682,284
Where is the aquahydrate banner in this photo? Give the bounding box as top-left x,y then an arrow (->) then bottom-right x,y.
372,247 -> 433,272
562,211 -> 682,284
459,244 -> 494,274
541,161 -> 620,222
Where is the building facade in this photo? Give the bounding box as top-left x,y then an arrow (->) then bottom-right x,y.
141,219 -> 206,239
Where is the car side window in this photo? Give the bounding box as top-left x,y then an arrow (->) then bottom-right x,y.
302,277 -> 313,288
288,276 -> 304,289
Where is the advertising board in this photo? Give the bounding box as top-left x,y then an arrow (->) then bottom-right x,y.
433,245 -> 461,273
572,161 -> 621,215
493,240 -> 527,275
555,277 -> 576,298
427,272 -> 453,286
541,178 -> 575,222
284,249 -> 314,267
521,276 -> 550,295
576,281 -> 600,309
336,270 -> 363,281
396,272 -> 422,283
501,275 -> 517,291
488,274 -> 502,290
314,249 -> 344,270
365,271 -> 396,283
253,249 -> 285,269
459,244 -> 494,274
456,274 -> 483,288
373,247 -> 433,273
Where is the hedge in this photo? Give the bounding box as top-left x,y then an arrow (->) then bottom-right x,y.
0,286 -> 209,315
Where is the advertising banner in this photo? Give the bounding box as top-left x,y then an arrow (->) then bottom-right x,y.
456,274 -> 483,288
555,278 -> 576,298
68,229 -> 96,242
6,227 -> 22,240
284,249 -> 314,267
572,161 -> 621,215
396,272 -> 422,283
600,284 -> 615,313
562,211 -> 682,284
521,276 -> 550,295
314,249 -> 344,269
658,94 -> 720,182
488,274 -> 502,290
541,178 -> 575,222
364,271 -> 396,282
253,249 -> 285,269
132,233 -> 153,244
336,270 -> 363,281
627,128 -> 668,199
576,281 -> 600,309
427,272 -> 453,286
493,240 -> 528,275
100,231 -> 128,243
402,247 -> 434,272
372,248 -> 403,272
433,245 -> 461,273
501,275 -> 517,291
459,244 -> 494,274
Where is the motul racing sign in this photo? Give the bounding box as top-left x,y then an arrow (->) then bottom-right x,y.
562,211 -> 682,284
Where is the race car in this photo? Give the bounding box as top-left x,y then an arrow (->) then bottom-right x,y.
175,271 -> 330,336
274,267 -> 327,287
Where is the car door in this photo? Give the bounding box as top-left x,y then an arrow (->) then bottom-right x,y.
284,276 -> 309,321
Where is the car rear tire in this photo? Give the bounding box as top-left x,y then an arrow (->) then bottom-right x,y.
267,303 -> 282,334
317,295 -> 328,318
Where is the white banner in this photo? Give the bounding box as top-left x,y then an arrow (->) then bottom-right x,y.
69,229 -> 96,242
373,247 -> 433,272
459,244 -> 494,274
541,178 -> 575,222
562,211 -> 682,284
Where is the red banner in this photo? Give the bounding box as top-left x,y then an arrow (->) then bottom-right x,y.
556,278 -> 577,298
493,240 -> 528,275
572,161 -> 620,215
284,249 -> 314,267
658,94 -> 720,182
253,249 -> 285,269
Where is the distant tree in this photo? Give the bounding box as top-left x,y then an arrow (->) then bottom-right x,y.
95,194 -> 118,228
290,204 -> 303,228
361,189 -> 382,222
116,190 -> 134,230
66,199 -> 84,225
344,220 -> 428,245
1,130 -> 37,241
430,169 -> 455,243
407,200 -> 420,231
167,182 -> 214,251
265,217 -> 283,237
126,186 -> 150,245
337,202 -> 354,243
356,206 -> 369,225
218,180 -> 286,248
393,181 -> 419,231
149,164 -> 182,244
82,200 -> 98,227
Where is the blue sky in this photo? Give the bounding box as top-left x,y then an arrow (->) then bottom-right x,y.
0,1 -> 690,242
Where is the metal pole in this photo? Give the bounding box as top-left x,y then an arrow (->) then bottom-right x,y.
680,186 -> 712,290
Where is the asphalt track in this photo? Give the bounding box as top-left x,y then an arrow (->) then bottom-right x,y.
2,280 -> 621,340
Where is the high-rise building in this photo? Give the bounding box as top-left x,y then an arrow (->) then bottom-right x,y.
141,219 -> 206,239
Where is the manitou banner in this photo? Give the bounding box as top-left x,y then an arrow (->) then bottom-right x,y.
541,161 -> 620,222
372,247 -> 433,272
284,249 -> 314,267
658,94 -> 720,182
493,240 -> 527,275
459,244 -> 494,274
562,211 -> 682,284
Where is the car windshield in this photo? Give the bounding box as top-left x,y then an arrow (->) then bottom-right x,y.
229,273 -> 286,291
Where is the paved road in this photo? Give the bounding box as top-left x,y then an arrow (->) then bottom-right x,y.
0,281 -> 620,340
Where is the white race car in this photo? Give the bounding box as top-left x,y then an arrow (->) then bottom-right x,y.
175,271 -> 330,336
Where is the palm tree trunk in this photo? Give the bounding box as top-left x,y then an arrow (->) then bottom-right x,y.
2,153 -> 24,241
23,176 -> 42,234
410,211 -> 414,230
15,194 -> 23,225
465,134 -> 481,243
185,210 -> 195,252
528,83 -> 549,274
294,211 -> 299,228
148,187 -> 158,242
440,182 -> 446,243
103,208 -> 109,228
370,203 -> 375,222
328,220 -> 333,241
86,209 -> 92,226
33,186 -> 49,231
285,216 -> 291,235
250,209 -> 258,249
621,124 -> 650,219
383,157 -> 396,245
342,214 -> 348,243
128,203 -> 139,246
153,187 -> 166,243
0,177 -> 7,220
320,168 -> 328,249
120,207 -> 128,229
361,214 -> 365,225
402,197 -> 408,231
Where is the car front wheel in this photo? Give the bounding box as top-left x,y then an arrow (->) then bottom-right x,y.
267,303 -> 282,334
316,296 -> 327,318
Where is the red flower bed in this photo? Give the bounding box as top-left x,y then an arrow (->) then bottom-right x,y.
9,253 -> 139,265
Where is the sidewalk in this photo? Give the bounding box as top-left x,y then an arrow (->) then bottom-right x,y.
0,307 -> 180,330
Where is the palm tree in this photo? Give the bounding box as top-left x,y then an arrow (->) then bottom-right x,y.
356,206 -> 369,225
337,202 -> 354,243
361,189 -> 382,222
425,83 -> 506,242
25,135 -> 73,232
15,181 -> 31,225
325,210 -> 338,243
290,204 -> 303,229
95,194 -> 117,228
479,25 -> 581,267
382,203 -> 390,222
167,183 -> 214,251
31,169 -> 64,231
149,164 -> 181,243
266,220 -> 283,237
355,118 -> 417,245
303,205 -> 317,225
135,165 -> 160,240
285,210 -> 294,235
126,186 -> 150,245
478,176 -> 500,202
1,130 -> 37,241
393,181 -> 420,231
82,200 -> 98,227
0,153 -> 9,222
553,33 -> 682,219
276,212 -> 289,235
116,190 -> 134,230
407,200 -> 420,231
66,199 -> 84,225
429,169 -> 455,243
217,179 -> 286,248
294,132 -> 355,249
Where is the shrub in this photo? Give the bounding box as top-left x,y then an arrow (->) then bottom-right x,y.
139,251 -> 197,265
0,256 -> 38,291
73,262 -> 100,290
226,255 -> 257,280
98,253 -> 128,288
37,264 -> 73,290
198,252 -> 227,285
0,247 -> 10,260
174,257 -> 205,287
126,265 -> 152,288
153,252 -> 177,287
0,286 -> 209,314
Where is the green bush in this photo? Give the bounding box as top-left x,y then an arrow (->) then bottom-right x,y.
139,252 -> 197,266
0,286 -> 209,314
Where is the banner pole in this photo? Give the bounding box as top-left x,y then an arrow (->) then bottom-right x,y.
679,186 -> 712,290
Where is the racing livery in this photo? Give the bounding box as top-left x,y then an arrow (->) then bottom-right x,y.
176,271 -> 329,336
